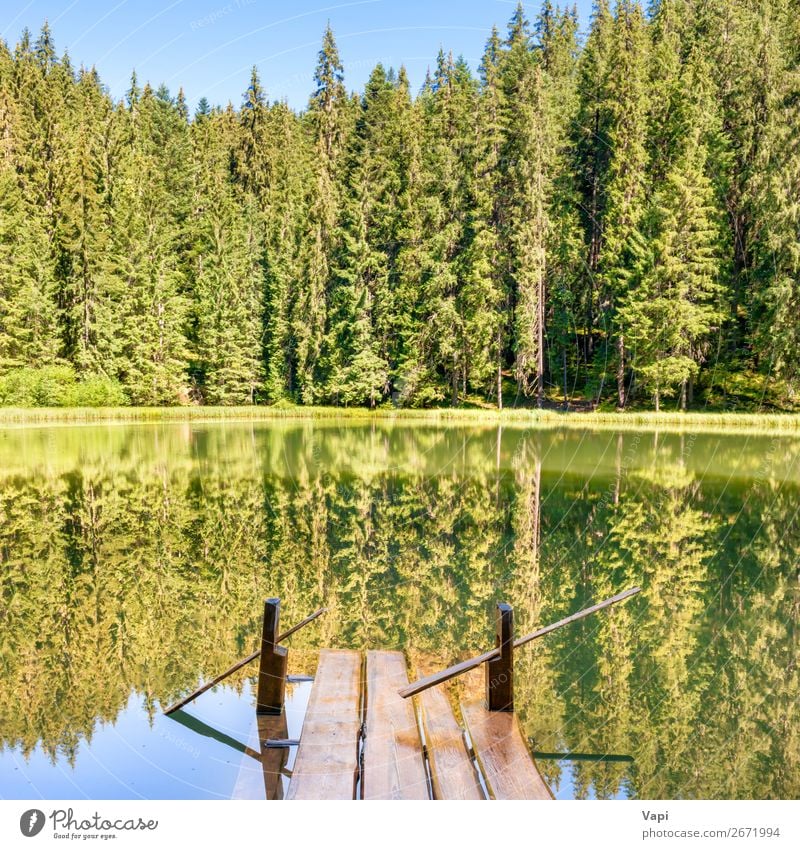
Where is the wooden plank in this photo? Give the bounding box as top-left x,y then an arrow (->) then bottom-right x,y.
418,685 -> 483,800
460,700 -> 553,800
285,650 -> 361,800
362,651 -> 429,800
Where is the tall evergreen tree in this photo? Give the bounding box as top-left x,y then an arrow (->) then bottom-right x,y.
0,45 -> 59,369
621,57 -> 725,409
191,109 -> 265,404
747,1 -> 800,383
262,101 -> 307,402
597,0 -> 650,408
293,25 -> 346,404
101,83 -> 189,404
327,64 -> 402,406
467,27 -> 507,407
574,0 -> 615,380
58,66 -> 116,374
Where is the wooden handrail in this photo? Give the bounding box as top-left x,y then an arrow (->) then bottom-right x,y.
164,607 -> 327,715
399,587 -> 641,699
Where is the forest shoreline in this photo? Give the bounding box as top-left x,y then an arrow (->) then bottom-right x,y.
2,405 -> 800,436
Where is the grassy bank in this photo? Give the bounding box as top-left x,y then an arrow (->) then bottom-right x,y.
2,405 -> 800,436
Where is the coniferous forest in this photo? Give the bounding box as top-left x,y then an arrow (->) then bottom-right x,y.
1,1 -> 799,410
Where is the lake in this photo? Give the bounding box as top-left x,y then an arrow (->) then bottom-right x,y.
0,420 -> 797,800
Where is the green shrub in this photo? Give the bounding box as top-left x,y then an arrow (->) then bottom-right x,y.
0,366 -> 128,407
66,375 -> 129,407
0,365 -> 75,406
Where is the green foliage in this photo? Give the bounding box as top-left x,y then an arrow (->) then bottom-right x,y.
0,365 -> 127,406
68,374 -> 129,406
0,8 -> 798,410
0,365 -> 75,406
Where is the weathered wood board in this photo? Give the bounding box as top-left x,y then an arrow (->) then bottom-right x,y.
418,684 -> 483,800
285,650 -> 361,800
362,651 -> 429,800
461,700 -> 553,800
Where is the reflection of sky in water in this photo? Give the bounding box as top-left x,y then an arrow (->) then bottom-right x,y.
552,763 -> 630,801
4,677 -> 634,799
1,681 -> 311,800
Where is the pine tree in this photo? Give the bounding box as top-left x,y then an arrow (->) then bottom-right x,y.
597,0 -> 650,408
191,110 -> 265,404
102,83 -> 190,404
621,93 -> 725,409
574,0 -> 615,378
293,25 -> 346,404
0,50 -> 59,369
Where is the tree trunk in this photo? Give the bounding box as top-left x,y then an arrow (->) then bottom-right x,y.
680,378 -> 687,411
536,268 -> 545,410
616,333 -> 626,409
497,370 -> 503,410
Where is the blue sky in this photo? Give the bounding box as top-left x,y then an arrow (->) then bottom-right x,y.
1,0 -> 595,111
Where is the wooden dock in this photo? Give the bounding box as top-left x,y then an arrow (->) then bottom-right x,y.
166,589 -> 640,801
242,648 -> 551,800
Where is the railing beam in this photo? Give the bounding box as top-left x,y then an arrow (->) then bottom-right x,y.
399,587 -> 641,699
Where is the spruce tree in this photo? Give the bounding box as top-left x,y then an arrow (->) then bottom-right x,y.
191,109 -> 265,404
326,64 -> 400,405
0,70 -> 59,369
621,82 -> 725,409
261,102 -> 307,401
574,0 -> 614,377
597,0 -> 650,408
748,1 -> 800,386
501,4 -> 552,406
102,83 -> 189,404
534,2 -> 583,407
58,66 -> 115,374
467,27 -> 507,407
293,25 -> 346,404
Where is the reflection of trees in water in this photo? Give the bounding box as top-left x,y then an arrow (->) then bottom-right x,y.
0,423 -> 797,797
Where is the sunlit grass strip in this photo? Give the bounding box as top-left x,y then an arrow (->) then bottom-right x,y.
2,405 -> 800,435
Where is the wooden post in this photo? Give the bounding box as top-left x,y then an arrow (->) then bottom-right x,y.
485,602 -> 513,712
256,598 -> 288,715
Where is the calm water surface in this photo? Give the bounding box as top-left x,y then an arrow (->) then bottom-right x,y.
0,421 -> 797,800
